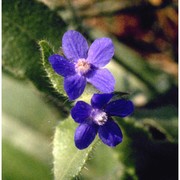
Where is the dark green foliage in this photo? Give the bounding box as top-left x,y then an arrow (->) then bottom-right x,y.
117,118 -> 178,180
2,0 -> 72,115
2,0 -> 66,92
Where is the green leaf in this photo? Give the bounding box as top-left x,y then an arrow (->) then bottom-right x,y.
2,73 -> 59,137
2,0 -> 66,94
134,106 -> 178,142
38,40 -> 67,97
116,118 -> 178,180
53,116 -> 99,180
3,140 -> 53,180
81,143 -> 124,180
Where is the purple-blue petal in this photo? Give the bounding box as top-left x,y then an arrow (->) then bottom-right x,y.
87,68 -> 115,93
64,74 -> 86,100
98,119 -> 123,147
105,99 -> 134,117
62,30 -> 89,62
91,93 -> 113,109
87,38 -> 114,67
48,54 -> 75,77
71,101 -> 92,123
74,123 -> 98,150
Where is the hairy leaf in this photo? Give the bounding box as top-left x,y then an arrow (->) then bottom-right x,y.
81,142 -> 124,179
38,40 -> 67,97
53,116 -> 99,180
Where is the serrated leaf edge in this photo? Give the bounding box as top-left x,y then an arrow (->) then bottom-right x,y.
38,40 -> 67,96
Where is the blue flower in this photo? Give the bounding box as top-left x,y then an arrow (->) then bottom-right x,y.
71,93 -> 134,150
49,30 -> 115,100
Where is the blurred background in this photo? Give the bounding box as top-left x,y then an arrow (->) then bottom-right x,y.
2,0 -> 178,179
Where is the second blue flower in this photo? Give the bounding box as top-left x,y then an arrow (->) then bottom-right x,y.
71,93 -> 134,150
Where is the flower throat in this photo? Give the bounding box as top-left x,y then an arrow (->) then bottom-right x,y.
75,58 -> 91,75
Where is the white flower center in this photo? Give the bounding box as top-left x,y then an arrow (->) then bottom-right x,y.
75,58 -> 90,75
91,109 -> 108,126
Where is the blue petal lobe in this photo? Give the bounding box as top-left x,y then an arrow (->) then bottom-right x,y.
87,68 -> 115,93
48,54 -> 75,77
105,99 -> 134,117
71,101 -> 92,123
62,30 -> 88,62
87,38 -> 114,67
91,93 -> 113,109
98,120 -> 123,147
74,123 -> 98,150
64,74 -> 86,100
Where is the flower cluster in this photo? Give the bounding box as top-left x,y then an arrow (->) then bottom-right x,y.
49,30 -> 134,150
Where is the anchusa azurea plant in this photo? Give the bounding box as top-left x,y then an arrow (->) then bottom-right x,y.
49,30 -> 115,100
49,30 -> 134,150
